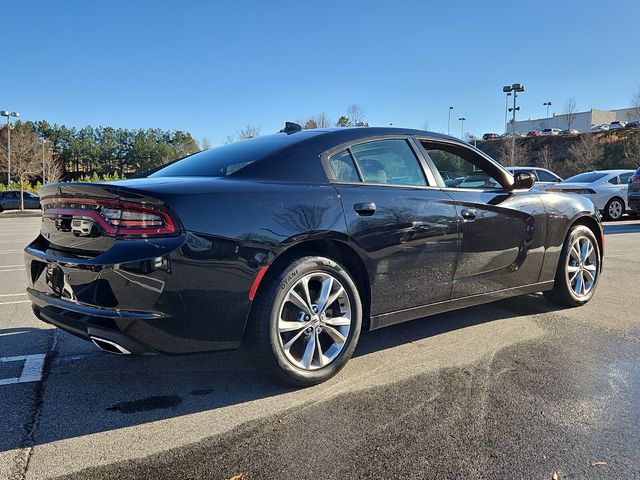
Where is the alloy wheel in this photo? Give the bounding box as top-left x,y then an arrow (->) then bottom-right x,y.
566,236 -> 598,299
277,272 -> 352,370
608,199 -> 623,220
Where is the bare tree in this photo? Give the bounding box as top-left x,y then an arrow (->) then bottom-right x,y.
346,104 -> 365,125
498,138 -> 530,167
568,134 -> 602,172
43,147 -> 63,184
237,125 -> 261,140
200,137 -> 211,150
223,135 -> 235,144
314,112 -> 332,128
623,131 -> 640,169
565,97 -> 577,130
0,122 -> 42,209
536,145 -> 554,170
631,86 -> 640,121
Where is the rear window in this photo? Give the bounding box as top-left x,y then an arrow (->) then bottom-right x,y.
635,167 -> 640,175
562,172 -> 607,183
150,132 -> 318,178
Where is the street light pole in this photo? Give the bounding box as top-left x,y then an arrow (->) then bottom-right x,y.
502,84 -> 525,166
458,117 -> 466,139
41,138 -> 46,185
543,101 -> 552,129
1,111 -> 20,187
504,92 -> 511,133
448,106 -> 453,135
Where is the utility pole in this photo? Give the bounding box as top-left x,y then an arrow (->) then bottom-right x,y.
448,106 -> 453,135
458,117 -> 466,139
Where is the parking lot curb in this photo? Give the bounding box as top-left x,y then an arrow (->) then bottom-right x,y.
0,210 -> 42,219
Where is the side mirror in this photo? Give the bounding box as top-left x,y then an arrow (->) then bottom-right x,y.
512,172 -> 535,190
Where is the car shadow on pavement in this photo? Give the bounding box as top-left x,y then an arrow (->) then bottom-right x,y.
0,293 -> 563,453
604,221 -> 640,235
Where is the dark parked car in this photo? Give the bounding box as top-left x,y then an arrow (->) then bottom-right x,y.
628,166 -> 640,213
24,126 -> 604,386
0,190 -> 41,212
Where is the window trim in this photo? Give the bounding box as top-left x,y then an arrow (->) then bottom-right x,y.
414,137 -> 514,192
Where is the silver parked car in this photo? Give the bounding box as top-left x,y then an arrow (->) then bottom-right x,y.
0,190 -> 41,212
546,170 -> 634,220
506,167 -> 563,190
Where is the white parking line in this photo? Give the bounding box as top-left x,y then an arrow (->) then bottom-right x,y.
0,265 -> 25,268
0,354 -> 46,385
0,300 -> 30,305
0,250 -> 23,254
0,269 -> 25,273
0,293 -> 27,297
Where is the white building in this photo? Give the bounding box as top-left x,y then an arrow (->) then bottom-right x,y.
511,107 -> 639,134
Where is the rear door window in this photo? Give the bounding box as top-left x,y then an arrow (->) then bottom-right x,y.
536,170 -> 558,182
350,139 -> 427,186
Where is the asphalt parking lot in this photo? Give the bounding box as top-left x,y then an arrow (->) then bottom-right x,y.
1,215 -> 639,480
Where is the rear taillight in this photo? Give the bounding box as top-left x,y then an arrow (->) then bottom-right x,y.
630,175 -> 640,184
41,197 -> 178,237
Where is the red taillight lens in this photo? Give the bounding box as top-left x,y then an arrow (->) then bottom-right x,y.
630,175 -> 640,184
41,197 -> 177,237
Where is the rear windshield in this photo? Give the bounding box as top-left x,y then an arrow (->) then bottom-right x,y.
562,172 -> 607,183
150,132 -> 317,178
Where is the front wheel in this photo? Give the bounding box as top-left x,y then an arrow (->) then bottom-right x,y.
248,256 -> 362,387
544,225 -> 601,307
603,197 -> 624,221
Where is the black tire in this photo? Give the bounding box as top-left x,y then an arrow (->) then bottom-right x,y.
247,255 -> 362,387
544,225 -> 601,307
603,197 -> 625,221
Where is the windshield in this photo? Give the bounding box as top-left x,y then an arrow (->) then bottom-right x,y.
562,172 -> 607,183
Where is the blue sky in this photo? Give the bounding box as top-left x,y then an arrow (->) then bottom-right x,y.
3,0 -> 638,144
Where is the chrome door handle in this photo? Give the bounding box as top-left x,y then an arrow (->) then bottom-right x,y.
461,208 -> 477,221
354,202 -> 376,216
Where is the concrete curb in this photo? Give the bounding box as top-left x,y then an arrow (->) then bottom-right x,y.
0,210 -> 42,219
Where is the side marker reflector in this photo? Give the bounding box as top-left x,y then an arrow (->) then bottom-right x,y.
248,266 -> 269,301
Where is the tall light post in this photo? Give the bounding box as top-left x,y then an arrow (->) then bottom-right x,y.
1,110 -> 20,187
504,92 -> 511,133
40,138 -> 47,185
458,117 -> 466,139
502,84 -> 525,166
448,106 -> 453,135
543,101 -> 552,129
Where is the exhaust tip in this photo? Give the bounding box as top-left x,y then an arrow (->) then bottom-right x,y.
90,336 -> 132,355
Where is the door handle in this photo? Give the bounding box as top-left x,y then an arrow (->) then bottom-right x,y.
354,202 -> 376,216
461,208 -> 477,221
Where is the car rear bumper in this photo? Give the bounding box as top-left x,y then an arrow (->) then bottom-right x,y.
24,232 -> 261,354
628,193 -> 640,212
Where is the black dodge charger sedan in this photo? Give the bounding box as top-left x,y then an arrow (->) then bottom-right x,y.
25,125 -> 603,386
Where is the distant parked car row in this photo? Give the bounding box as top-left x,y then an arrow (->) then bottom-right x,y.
591,120 -> 640,132
0,190 -> 41,212
483,119 -> 640,141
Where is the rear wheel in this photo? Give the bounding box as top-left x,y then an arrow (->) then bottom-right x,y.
248,256 -> 362,387
544,225 -> 600,307
603,197 -> 624,221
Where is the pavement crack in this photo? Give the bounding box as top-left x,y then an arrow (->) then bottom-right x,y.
9,329 -> 59,480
